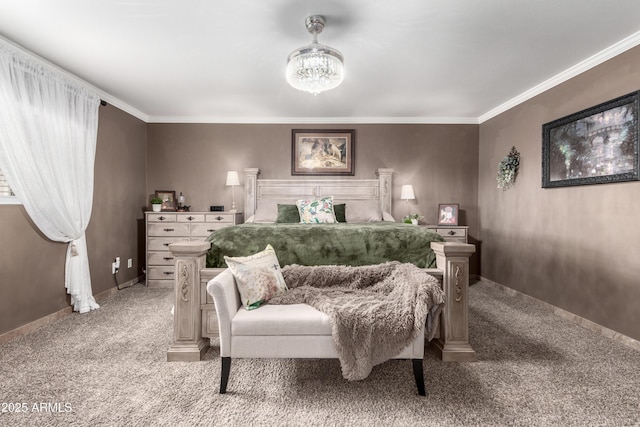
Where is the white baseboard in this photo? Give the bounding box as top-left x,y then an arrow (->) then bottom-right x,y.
0,275 -> 144,346
477,276 -> 640,352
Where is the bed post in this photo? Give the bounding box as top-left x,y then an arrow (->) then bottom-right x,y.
430,241 -> 476,362
376,168 -> 393,215
244,168 -> 259,218
166,241 -> 211,362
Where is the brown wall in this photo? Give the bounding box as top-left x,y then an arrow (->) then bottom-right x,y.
147,123 -> 479,273
478,46 -> 640,341
87,104 -> 148,291
2,117 -> 476,336
146,123 -> 479,230
0,104 -> 147,336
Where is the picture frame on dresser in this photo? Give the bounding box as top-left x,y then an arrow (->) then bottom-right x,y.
154,190 -> 176,211
542,90 -> 639,188
437,203 -> 459,226
291,129 -> 355,176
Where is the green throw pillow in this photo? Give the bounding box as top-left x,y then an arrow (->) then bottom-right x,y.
276,204 -> 300,223
334,203 -> 346,222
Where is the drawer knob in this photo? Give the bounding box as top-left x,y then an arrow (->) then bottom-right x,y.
163,257 -> 174,261
164,228 -> 174,232
163,243 -> 170,247
448,230 -> 456,235
158,216 -> 165,221
163,271 -> 174,276
215,216 -> 223,221
207,229 -> 215,232
187,216 -> 195,221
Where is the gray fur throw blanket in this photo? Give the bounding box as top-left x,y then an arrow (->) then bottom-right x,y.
268,261 -> 445,381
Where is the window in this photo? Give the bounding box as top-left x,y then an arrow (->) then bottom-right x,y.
0,168 -> 20,204
0,169 -> 12,195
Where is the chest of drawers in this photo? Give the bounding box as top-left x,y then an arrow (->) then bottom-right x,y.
145,212 -> 243,288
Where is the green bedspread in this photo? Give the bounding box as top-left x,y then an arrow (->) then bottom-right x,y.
206,222 -> 444,268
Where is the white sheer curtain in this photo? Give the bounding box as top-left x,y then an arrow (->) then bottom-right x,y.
0,40 -> 100,313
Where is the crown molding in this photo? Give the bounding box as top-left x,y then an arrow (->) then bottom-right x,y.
95,93 -> 149,122
146,115 -> 479,125
0,35 -> 149,122
478,30 -> 640,124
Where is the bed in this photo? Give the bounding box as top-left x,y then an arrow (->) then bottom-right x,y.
205,222 -> 444,269
166,168 -> 476,363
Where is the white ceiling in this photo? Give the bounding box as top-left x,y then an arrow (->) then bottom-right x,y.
1,1 -> 640,124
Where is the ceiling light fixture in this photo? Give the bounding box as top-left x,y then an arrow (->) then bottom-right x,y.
286,15 -> 344,95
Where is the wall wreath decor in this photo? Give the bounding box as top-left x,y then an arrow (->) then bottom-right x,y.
497,146 -> 520,190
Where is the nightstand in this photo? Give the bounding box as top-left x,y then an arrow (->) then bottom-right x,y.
423,225 -> 468,243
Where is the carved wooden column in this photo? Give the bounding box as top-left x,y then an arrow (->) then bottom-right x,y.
430,241 -> 476,362
167,241 -> 211,362
244,168 -> 259,218
376,168 -> 394,215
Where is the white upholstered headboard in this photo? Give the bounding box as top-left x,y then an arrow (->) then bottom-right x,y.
243,168 -> 394,218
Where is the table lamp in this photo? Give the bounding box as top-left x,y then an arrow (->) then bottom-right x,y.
400,184 -> 415,218
226,171 -> 240,213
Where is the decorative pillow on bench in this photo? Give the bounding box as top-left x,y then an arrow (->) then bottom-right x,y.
224,244 -> 288,310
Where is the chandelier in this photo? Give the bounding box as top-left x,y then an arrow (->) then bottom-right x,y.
286,15 -> 344,95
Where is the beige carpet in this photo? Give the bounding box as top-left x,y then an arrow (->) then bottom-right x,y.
1,280 -> 639,426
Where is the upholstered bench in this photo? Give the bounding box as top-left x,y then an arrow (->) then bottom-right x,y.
207,269 -> 427,395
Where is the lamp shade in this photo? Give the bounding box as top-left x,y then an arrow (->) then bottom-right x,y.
225,171 -> 240,186
400,184 -> 415,200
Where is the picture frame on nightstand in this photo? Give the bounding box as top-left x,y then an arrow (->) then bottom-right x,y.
437,203 -> 459,226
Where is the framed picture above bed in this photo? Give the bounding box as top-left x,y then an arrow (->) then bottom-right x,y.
542,90 -> 639,188
437,203 -> 459,226
291,129 -> 355,176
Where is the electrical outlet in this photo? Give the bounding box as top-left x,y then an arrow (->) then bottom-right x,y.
115,257 -> 121,269
111,261 -> 118,274
127,258 -> 132,268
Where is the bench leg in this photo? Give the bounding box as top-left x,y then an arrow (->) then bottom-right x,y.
412,359 -> 426,396
220,357 -> 231,394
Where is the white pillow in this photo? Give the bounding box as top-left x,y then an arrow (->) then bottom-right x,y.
345,200 -> 383,222
382,211 -> 396,222
296,196 -> 337,223
224,244 -> 288,310
252,199 -> 296,223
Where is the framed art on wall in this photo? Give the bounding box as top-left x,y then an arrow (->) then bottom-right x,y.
437,203 -> 459,226
154,190 -> 176,211
542,91 -> 639,188
291,129 -> 355,176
